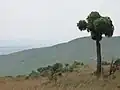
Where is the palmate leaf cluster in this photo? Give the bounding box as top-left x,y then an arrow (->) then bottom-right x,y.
77,11 -> 114,41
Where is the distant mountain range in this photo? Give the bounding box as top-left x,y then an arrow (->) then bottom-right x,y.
0,40 -> 60,55
0,36 -> 120,76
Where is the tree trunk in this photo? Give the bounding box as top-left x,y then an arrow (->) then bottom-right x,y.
96,40 -> 102,77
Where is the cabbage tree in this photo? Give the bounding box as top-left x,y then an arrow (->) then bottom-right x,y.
77,11 -> 114,77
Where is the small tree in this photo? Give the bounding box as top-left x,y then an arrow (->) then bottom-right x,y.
74,60 -> 81,65
69,66 -> 74,72
114,58 -> 120,65
77,11 -> 114,77
52,63 -> 63,73
65,63 -> 69,67
29,70 -> 39,78
37,67 -> 43,73
81,62 -> 84,66
64,63 -> 69,72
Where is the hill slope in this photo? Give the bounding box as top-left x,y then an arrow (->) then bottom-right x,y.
0,36 -> 120,76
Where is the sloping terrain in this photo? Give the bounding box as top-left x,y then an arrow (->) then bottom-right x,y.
0,36 -> 120,76
0,66 -> 120,90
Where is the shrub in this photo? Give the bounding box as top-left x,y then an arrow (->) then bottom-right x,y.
69,66 -> 74,72
28,70 -> 39,78
52,63 -> 63,73
81,62 -> 84,66
114,58 -> 120,65
102,61 -> 110,65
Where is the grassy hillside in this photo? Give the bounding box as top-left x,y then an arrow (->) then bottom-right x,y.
0,36 -> 120,76
0,65 -> 120,90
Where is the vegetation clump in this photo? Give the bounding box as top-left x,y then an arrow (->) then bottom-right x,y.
77,11 -> 114,77
27,61 -> 84,81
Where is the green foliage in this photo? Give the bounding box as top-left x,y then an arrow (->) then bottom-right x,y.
65,63 -> 69,67
28,70 -> 39,78
64,63 -> 70,72
15,75 -> 27,80
37,67 -> 43,73
36,63 -> 63,80
93,17 -> 114,37
77,20 -> 87,30
46,63 -> 63,82
27,61 -> 85,80
52,63 -> 63,73
87,11 -> 101,23
5,76 -> 14,78
81,62 -> 84,66
77,11 -> 114,76
73,60 -> 81,65
37,65 -> 53,73
69,66 -> 74,72
87,11 -> 101,32
77,11 -> 114,41
114,58 -> 120,65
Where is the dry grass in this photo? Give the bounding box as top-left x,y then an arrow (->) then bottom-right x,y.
0,66 -> 120,90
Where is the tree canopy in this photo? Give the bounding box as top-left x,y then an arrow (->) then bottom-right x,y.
77,11 -> 114,41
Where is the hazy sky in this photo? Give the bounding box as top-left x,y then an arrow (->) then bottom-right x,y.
0,0 -> 120,42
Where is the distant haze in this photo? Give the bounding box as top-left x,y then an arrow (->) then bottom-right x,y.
0,39 -> 61,55
0,0 -> 120,54
0,0 -> 120,43
0,36 -> 120,76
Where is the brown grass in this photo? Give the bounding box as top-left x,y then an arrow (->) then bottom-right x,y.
0,66 -> 120,90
